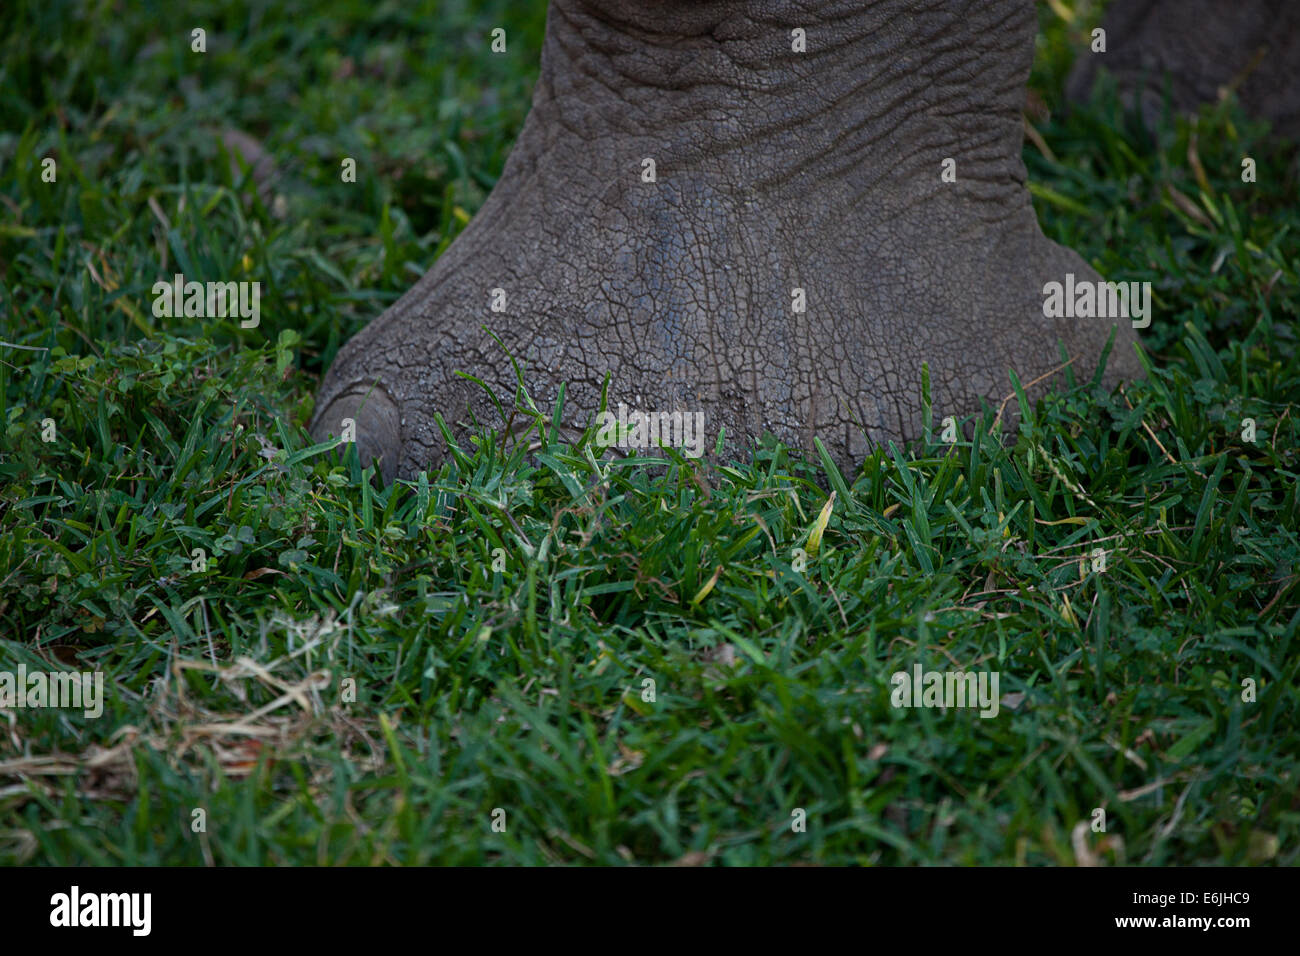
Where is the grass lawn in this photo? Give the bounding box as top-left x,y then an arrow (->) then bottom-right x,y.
1,0 -> 1297,865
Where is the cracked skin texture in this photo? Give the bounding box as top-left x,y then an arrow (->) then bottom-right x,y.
312,0 -> 1143,483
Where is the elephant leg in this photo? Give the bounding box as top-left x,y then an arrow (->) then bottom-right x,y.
313,0 -> 1142,482
1066,0 -> 1300,138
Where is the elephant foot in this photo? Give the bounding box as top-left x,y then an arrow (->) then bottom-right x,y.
313,0 -> 1143,482
1067,0 -> 1300,138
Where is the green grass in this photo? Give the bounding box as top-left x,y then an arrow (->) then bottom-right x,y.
1,0 -> 1297,865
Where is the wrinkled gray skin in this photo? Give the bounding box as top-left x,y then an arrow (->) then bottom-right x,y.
1068,0 -> 1300,138
313,0 -> 1144,482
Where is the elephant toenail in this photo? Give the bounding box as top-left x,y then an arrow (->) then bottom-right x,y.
310,384 -> 402,483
